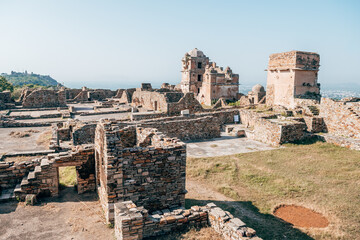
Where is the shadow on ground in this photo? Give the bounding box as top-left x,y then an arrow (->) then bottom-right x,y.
186,198 -> 314,240
0,186 -> 98,215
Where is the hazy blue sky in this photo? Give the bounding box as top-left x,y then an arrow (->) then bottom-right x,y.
0,0 -> 359,90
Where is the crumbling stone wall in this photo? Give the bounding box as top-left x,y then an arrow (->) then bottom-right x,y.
72,123 -> 97,145
65,89 -> 82,100
239,110 -> 307,146
168,92 -> 203,115
132,89 -> 169,112
137,116 -> 221,141
14,145 -> 96,200
119,88 -> 136,104
94,123 -> 186,223
22,89 -> 66,108
114,201 -> 260,240
320,98 -> 360,139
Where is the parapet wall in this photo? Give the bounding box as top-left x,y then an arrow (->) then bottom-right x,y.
320,98 -> 360,139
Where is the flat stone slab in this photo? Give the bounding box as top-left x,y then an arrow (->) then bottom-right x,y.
186,134 -> 277,158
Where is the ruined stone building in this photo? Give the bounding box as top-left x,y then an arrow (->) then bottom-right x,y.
94,123 -> 186,223
180,48 -> 239,106
266,51 -> 321,109
248,84 -> 266,104
131,83 -> 203,115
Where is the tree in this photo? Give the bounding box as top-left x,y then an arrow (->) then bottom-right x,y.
0,76 -> 14,92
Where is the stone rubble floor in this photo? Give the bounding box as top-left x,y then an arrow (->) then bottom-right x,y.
186,133 -> 277,158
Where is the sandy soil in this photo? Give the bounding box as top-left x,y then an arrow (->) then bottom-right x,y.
0,127 -> 50,155
0,187 -> 114,240
274,205 -> 329,228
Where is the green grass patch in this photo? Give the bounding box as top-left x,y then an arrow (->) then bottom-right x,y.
59,166 -> 77,186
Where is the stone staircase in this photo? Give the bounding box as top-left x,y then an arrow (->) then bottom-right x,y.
14,157 -> 53,200
347,107 -> 360,120
307,105 -> 320,116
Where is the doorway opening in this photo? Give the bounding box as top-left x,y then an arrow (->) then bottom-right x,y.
58,166 -> 78,191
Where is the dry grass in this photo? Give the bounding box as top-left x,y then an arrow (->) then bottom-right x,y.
59,166 -> 77,186
9,129 -> 40,138
36,130 -> 52,148
187,142 -> 360,240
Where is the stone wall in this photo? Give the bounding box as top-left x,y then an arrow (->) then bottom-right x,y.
94,124 -> 186,223
302,117 -> 325,133
168,92 -> 203,115
137,116 -> 220,141
22,89 -> 66,108
15,145 -> 95,200
320,98 -> 360,139
114,201 -> 260,240
239,110 -> 307,146
72,123 -> 97,145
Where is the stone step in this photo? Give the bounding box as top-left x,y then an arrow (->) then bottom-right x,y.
21,176 -> 29,186
40,158 -> 50,167
34,165 -> 42,173
14,183 -> 22,193
27,171 -> 36,180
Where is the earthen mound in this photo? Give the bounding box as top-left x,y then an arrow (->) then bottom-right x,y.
274,204 -> 329,228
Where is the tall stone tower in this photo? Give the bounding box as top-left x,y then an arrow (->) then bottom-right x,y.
180,48 -> 209,94
180,48 -> 239,106
266,50 -> 320,108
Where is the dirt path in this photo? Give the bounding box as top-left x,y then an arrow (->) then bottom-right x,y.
0,187 -> 114,240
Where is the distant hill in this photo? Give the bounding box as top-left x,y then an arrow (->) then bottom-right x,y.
1,71 -> 60,87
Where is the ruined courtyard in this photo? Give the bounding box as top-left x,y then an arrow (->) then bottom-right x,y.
1,49 -> 360,240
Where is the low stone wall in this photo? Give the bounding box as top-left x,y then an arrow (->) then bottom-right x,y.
317,134 -> 360,151
320,98 -> 360,139
137,116 -> 220,141
114,201 -> 260,240
301,117 -> 325,133
239,110 -> 307,146
0,120 -> 53,128
16,145 -> 96,199
131,112 -> 167,121
167,92 -> 203,115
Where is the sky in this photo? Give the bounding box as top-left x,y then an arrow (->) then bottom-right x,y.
0,0 -> 359,90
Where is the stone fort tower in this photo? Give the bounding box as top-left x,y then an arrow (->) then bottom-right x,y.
266,50 -> 320,108
180,48 -> 239,106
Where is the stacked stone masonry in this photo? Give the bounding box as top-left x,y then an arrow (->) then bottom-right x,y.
114,201 -> 261,240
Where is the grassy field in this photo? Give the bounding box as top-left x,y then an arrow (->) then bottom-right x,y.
187,141 -> 360,240
59,166 -> 77,186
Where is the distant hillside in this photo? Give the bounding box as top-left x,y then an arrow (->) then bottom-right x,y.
1,71 -> 60,87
